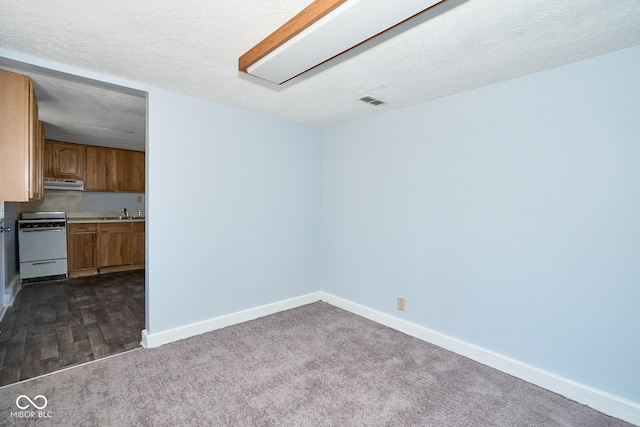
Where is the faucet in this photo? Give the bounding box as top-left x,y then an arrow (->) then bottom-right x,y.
122,208 -> 128,218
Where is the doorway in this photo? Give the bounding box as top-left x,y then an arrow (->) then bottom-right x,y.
0,60 -> 148,386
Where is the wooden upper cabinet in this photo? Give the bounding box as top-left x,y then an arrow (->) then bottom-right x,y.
43,141 -> 53,178
86,145 -> 117,191
33,121 -> 45,200
28,87 -> 37,199
0,69 -> 43,201
45,141 -> 85,180
117,149 -> 145,192
42,140 -> 144,193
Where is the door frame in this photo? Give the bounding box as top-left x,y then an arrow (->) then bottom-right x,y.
0,202 -> 22,320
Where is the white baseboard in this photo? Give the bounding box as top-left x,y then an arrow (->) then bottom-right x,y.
3,273 -> 21,307
141,291 -> 322,349
1,273 -> 21,322
319,292 -> 640,426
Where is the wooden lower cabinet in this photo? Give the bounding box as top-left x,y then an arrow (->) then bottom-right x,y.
131,222 -> 145,265
67,223 -> 98,275
68,221 -> 145,277
98,222 -> 131,268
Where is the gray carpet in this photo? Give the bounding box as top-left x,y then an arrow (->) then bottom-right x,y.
0,302 -> 633,426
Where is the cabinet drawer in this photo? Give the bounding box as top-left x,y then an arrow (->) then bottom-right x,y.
131,222 -> 145,232
68,223 -> 98,233
100,222 -> 131,233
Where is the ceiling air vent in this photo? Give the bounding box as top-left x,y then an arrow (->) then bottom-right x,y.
358,95 -> 387,106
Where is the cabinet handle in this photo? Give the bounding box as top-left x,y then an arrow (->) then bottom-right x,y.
0,226 -> 10,233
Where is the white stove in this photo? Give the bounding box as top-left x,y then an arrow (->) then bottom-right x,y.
18,212 -> 68,282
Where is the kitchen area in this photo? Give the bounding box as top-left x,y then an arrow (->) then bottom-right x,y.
0,66 -> 147,385
19,140 -> 146,282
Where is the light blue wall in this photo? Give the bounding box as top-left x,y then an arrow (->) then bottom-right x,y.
321,46 -> 640,402
147,88 -> 323,333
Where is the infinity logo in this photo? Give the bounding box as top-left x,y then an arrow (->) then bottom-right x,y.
16,395 -> 48,410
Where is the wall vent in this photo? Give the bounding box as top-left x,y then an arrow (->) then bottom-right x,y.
357,95 -> 387,106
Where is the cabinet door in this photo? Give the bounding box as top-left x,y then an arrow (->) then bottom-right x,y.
98,223 -> 131,268
131,222 -> 145,265
44,140 -> 54,178
0,70 -> 40,201
67,223 -> 98,271
68,234 -> 97,270
28,84 -> 38,200
34,121 -> 45,199
117,150 -> 145,192
68,233 -> 97,270
49,142 -> 85,180
86,146 -> 117,191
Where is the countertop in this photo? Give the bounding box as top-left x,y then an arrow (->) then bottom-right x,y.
66,212 -> 145,224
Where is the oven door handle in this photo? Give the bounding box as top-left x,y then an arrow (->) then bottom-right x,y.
20,228 -> 65,232
32,261 -> 57,266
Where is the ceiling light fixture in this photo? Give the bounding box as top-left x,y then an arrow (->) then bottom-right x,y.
239,0 -> 446,85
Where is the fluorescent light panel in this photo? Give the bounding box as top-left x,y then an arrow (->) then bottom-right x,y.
240,0 -> 444,84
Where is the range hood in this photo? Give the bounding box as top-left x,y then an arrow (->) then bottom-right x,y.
44,178 -> 85,191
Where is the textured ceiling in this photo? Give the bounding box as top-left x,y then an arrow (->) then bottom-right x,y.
0,62 -> 147,151
1,0 -> 639,151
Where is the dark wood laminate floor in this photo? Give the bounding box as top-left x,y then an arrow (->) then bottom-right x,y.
0,270 -> 144,387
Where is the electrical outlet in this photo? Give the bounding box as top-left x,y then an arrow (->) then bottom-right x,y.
397,297 -> 405,311
137,196 -> 143,203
